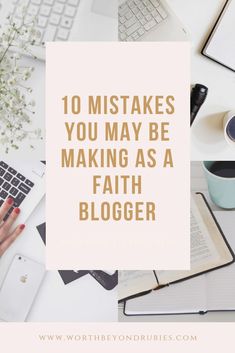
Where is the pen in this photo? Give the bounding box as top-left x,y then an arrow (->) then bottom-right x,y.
190,84 -> 208,126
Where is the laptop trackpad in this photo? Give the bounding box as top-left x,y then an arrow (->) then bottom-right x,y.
91,0 -> 117,18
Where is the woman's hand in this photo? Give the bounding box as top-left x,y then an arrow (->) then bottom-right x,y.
0,197 -> 25,256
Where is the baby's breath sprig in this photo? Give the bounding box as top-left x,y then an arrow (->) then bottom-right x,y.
0,5 -> 43,153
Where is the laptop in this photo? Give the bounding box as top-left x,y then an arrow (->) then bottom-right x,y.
0,0 -> 117,60
118,0 -> 188,41
0,160 -> 45,228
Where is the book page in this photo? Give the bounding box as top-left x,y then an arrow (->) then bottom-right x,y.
156,194 -> 231,285
125,275 -> 206,315
118,271 -> 157,301
190,195 -> 219,267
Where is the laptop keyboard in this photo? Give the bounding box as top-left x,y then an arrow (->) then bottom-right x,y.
0,161 -> 34,221
119,0 -> 168,41
9,0 -> 80,43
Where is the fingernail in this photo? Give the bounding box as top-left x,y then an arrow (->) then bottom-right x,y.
14,208 -> 20,214
19,224 -> 25,230
7,198 -> 13,205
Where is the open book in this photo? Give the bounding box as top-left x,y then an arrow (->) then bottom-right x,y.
124,211 -> 235,315
118,193 -> 234,302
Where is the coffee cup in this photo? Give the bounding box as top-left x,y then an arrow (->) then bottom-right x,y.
202,161 -> 235,209
223,110 -> 235,146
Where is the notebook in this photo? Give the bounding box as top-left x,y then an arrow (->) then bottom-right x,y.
202,0 -> 235,71
118,193 -> 235,302
124,211 -> 235,315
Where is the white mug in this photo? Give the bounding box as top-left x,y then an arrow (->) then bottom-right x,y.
223,110 -> 235,146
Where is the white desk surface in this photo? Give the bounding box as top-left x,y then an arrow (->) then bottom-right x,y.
0,197 -> 117,322
119,161 -> 235,322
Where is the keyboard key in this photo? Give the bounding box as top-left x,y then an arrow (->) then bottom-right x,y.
126,22 -> 140,36
68,0 -> 80,5
43,25 -> 57,41
147,4 -> 154,11
119,5 -> 128,16
32,0 -> 42,4
141,8 -> 148,16
138,27 -> 145,35
24,14 -> 34,24
125,11 -> 132,20
144,19 -> 156,30
128,1 -> 135,9
19,183 -> 31,194
61,16 -> 73,29
53,3 -> 64,14
157,5 -> 167,19
143,0 -> 150,5
125,17 -> 136,28
132,32 -> 139,40
15,6 -> 24,18
37,15 -> 48,28
14,192 -> 26,207
4,172 -> 13,182
119,25 -> 125,33
49,13 -> 61,25
0,168 -> 5,177
56,28 -> 69,40
132,6 -> 139,15
44,0 -> 54,4
136,12 -> 143,20
64,5 -> 76,17
0,199 -> 4,207
19,0 -> 30,5
0,178 -> 4,186
145,14 -> 152,21
58,0 -> 66,2
138,3 -> 145,10
154,13 -> 162,23
16,173 -> 25,181
25,179 -> 34,187
140,18 -> 146,25
150,0 -> 160,6
0,190 -> 8,199
119,16 -> 126,24
40,4 -> 51,16
28,4 -> 39,16
11,178 -> 20,187
0,162 -> 8,169
10,187 -> 18,197
3,182 -> 11,191
119,33 -> 127,40
8,167 -> 17,175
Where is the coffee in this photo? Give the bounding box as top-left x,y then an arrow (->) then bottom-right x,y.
209,161 -> 235,178
226,116 -> 235,142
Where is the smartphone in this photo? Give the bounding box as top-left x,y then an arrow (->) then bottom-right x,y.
0,254 -> 45,322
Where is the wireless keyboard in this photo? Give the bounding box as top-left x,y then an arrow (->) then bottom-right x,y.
8,0 -> 80,59
119,0 -> 168,41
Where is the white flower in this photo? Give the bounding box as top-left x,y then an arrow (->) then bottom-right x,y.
0,8 -> 42,153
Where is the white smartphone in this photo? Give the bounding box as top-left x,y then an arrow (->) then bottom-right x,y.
0,254 -> 45,322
